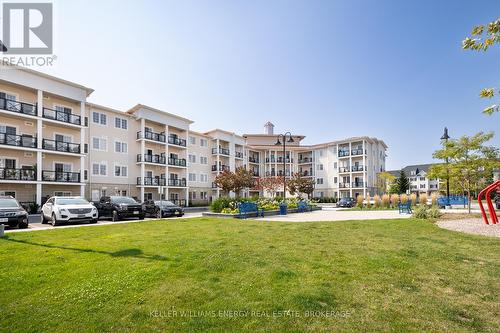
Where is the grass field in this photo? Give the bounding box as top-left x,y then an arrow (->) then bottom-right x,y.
1,217 -> 499,332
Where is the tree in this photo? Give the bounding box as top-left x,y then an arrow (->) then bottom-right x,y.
462,19 -> 500,114
428,132 -> 500,213
255,177 -> 283,198
376,171 -> 396,194
214,169 -> 235,195
214,167 -> 255,197
394,171 -> 409,194
287,172 -> 315,198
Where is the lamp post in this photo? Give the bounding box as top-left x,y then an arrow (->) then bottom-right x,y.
440,127 -> 450,205
275,132 -> 294,199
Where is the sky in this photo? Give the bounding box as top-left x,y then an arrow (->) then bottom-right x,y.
38,0 -> 500,170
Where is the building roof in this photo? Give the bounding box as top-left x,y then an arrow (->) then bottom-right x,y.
126,104 -> 194,124
387,163 -> 438,177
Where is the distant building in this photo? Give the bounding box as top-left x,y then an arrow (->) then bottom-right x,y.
387,164 -> 440,195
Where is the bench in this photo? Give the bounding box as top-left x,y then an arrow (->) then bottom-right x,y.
238,202 -> 264,219
297,201 -> 311,213
398,202 -> 413,214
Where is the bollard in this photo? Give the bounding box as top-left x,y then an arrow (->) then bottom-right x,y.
0,224 -> 4,237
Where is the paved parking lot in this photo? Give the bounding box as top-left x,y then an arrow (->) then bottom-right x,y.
4,213 -> 203,233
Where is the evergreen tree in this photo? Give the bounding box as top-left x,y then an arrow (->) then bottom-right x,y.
395,171 -> 410,194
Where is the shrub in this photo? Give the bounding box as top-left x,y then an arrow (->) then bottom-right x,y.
28,202 -> 39,214
365,194 -> 372,209
356,195 -> 364,208
419,193 -> 428,206
381,194 -> 390,208
373,195 -> 381,208
390,194 -> 399,208
413,205 -> 429,219
410,193 -> 417,206
211,197 -> 238,213
429,206 -> 442,218
400,194 -> 408,204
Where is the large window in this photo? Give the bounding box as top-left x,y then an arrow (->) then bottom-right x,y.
188,173 -> 196,182
115,117 -> 128,129
92,137 -> 107,151
92,163 -> 107,176
189,136 -> 196,145
92,112 -> 107,125
188,154 -> 196,163
200,139 -> 208,147
200,156 -> 208,164
114,141 -> 127,153
114,165 -> 127,177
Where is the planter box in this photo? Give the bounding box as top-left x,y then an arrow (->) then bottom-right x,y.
202,206 -> 321,219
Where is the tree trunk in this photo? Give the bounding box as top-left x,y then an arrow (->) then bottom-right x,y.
467,191 -> 471,214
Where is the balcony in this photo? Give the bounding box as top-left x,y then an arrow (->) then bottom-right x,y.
265,171 -> 276,176
168,157 -> 187,167
351,165 -> 365,172
168,178 -> 187,187
137,177 -> 166,186
339,167 -> 350,173
235,151 -> 244,159
351,149 -> 365,156
0,133 -> 37,148
251,171 -> 260,177
42,107 -> 81,126
248,156 -> 259,163
277,170 -> 290,177
0,98 -> 36,116
339,183 -> 350,188
137,154 -> 166,165
42,139 -> 80,154
137,131 -> 166,143
211,165 -> 230,172
0,168 -> 36,181
168,135 -> 187,147
212,147 -> 230,156
42,170 -> 80,183
265,158 -> 276,163
338,150 -> 350,157
298,157 -> 313,164
277,157 -> 293,163
352,181 -> 365,188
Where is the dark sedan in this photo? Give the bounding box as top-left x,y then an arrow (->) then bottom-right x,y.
0,196 -> 29,229
337,197 -> 355,208
143,200 -> 184,218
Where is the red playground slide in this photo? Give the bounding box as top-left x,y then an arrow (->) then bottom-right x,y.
478,180 -> 500,225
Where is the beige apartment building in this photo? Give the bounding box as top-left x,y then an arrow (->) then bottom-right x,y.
0,65 -> 387,207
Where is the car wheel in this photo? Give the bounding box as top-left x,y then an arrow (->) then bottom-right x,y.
90,219 -> 98,224
156,209 -> 162,219
51,214 -> 58,226
139,214 -> 145,220
112,210 -> 119,222
41,214 -> 48,224
18,219 -> 28,229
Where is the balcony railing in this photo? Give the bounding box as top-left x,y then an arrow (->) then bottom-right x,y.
0,168 -> 36,181
339,183 -> 350,188
265,158 -> 276,163
351,165 -> 365,172
351,149 -> 365,156
168,178 -> 187,187
137,154 -> 166,164
277,171 -> 291,177
251,171 -> 260,177
42,107 -> 81,125
42,139 -> 80,154
266,171 -> 276,177
168,135 -> 187,147
137,177 -> 166,186
338,150 -> 350,157
301,171 -> 313,177
169,157 -> 187,167
212,147 -> 230,156
0,98 -> 36,116
277,157 -> 293,163
211,165 -> 230,172
42,170 -> 80,183
0,133 -> 37,148
351,182 -> 365,188
137,131 -> 166,143
298,158 -> 313,164
248,156 -> 259,163
235,151 -> 244,158
339,167 -> 350,173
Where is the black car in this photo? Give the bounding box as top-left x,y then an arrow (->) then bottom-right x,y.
96,196 -> 144,221
0,196 -> 29,229
337,197 -> 355,208
143,200 -> 184,218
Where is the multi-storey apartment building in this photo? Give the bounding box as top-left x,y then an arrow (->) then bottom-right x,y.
387,164 -> 440,196
0,65 -> 387,206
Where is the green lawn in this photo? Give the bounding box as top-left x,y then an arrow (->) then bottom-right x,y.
0,217 -> 499,332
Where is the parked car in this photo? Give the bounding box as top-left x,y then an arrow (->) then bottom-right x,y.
96,196 -> 144,221
0,196 -> 29,229
41,196 -> 98,226
337,197 -> 355,208
143,200 -> 184,218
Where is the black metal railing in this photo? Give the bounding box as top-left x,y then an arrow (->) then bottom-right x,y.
0,168 -> 36,181
137,131 -> 166,143
235,151 -> 244,158
137,154 -> 166,164
137,177 -> 166,186
168,158 -> 187,167
251,171 -> 260,177
212,147 -> 230,155
338,150 -> 350,157
0,133 -> 37,148
0,98 -> 36,116
168,135 -> 187,147
339,167 -> 350,173
42,139 -> 80,154
298,158 -> 313,164
42,107 -> 81,125
248,156 -> 259,163
266,171 -> 276,176
168,178 -> 187,187
351,165 -> 365,172
351,182 -> 365,188
277,157 -> 293,163
211,165 -> 230,172
42,170 -> 80,183
351,149 -> 365,156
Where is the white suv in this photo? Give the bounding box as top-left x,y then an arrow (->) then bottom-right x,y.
41,196 -> 98,226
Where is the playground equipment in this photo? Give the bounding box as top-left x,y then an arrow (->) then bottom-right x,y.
478,180 -> 500,225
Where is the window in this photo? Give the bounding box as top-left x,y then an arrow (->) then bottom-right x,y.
84,170 -> 88,181
420,184 -> 426,189
115,117 -> 128,129
114,165 -> 127,177
317,178 -> 324,185
200,156 -> 208,164
188,173 -> 196,182
189,136 -> 196,145
92,137 -> 107,151
92,163 -> 107,176
92,112 -> 107,125
115,141 -> 128,153
200,139 -> 208,147
317,164 -> 324,171
54,191 -> 71,197
0,190 -> 16,197
334,162 -> 337,169
200,173 -> 208,182
189,191 -> 197,200
200,191 -> 208,200
334,177 -> 337,183
188,154 -> 196,163
419,177 -> 426,181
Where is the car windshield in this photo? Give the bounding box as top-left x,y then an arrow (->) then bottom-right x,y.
111,196 -> 138,204
155,200 -> 176,207
56,198 -> 89,205
0,198 -> 20,208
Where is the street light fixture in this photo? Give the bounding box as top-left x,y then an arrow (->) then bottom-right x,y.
440,127 -> 450,205
275,132 -> 294,199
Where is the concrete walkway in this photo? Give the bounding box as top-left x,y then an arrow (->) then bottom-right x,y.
255,209 -> 412,222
